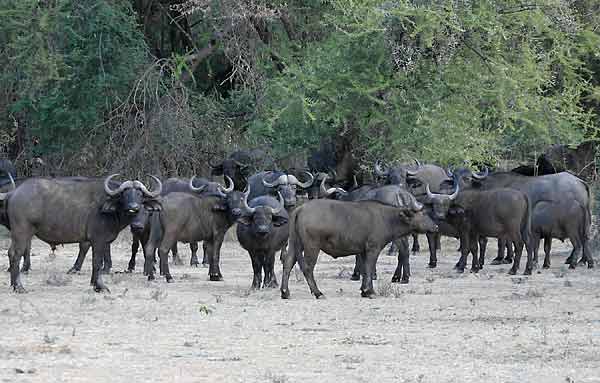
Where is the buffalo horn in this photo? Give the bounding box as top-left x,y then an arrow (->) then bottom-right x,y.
446,166 -> 454,178
411,197 -> 424,211
406,168 -> 418,177
414,159 -> 421,167
0,173 -> 15,201
262,173 -> 285,188
472,167 -> 488,180
426,184 -> 435,200
135,175 -> 162,198
189,176 -> 207,193
266,192 -> 284,215
449,182 -> 460,200
241,186 -> 256,214
320,175 -> 347,197
104,174 -> 131,196
219,175 -> 234,193
294,171 -> 314,188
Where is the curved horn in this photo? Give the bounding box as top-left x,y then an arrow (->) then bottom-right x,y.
449,182 -> 460,200
135,175 -> 162,198
0,173 -> 15,201
294,171 -> 314,188
189,176 -> 207,193
262,172 -> 283,188
266,192 -> 284,215
446,166 -> 454,178
319,175 -> 347,197
352,175 -> 358,189
411,197 -> 424,211
426,184 -> 435,200
241,187 -> 256,214
472,167 -> 488,180
374,160 -> 388,177
219,175 -> 234,193
104,174 -> 125,196
406,168 -> 418,177
414,159 -> 421,167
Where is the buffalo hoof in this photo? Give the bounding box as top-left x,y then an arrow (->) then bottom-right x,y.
21,267 -> 30,274
565,257 -> 574,265
568,263 -> 576,270
523,269 -> 532,276
314,293 -> 325,299
124,268 -> 134,274
508,269 -> 517,275
66,268 -> 80,275
588,261 -> 594,269
543,263 -> 550,269
147,274 -> 155,281
350,273 -> 360,281
209,274 -> 223,282
190,262 -> 199,268
502,258 -> 513,264
400,278 -> 409,284
391,275 -> 401,283
13,285 -> 27,294
166,275 -> 174,283
427,262 -> 437,269
456,268 -> 465,274
490,257 -> 503,265
578,257 -> 587,265
360,290 -> 375,299
411,247 -> 420,253
281,289 -> 290,299
470,268 -> 479,274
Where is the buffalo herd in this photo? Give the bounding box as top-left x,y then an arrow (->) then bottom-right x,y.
0,153 -> 593,299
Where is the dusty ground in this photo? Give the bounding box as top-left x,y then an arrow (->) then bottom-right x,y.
0,228 -> 599,383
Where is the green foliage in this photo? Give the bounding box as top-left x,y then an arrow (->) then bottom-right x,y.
253,0 -> 600,165
1,0 -> 147,156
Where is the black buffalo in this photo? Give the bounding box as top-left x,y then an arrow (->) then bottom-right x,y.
236,191 -> 288,289
280,195 -> 439,299
210,149 -> 275,191
449,168 -> 592,269
2,175 -> 162,293
143,180 -> 243,282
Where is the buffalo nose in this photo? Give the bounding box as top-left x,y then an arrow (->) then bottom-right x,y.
232,208 -> 242,217
126,204 -> 140,214
257,225 -> 269,234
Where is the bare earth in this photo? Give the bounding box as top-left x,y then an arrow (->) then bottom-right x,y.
0,229 -> 599,383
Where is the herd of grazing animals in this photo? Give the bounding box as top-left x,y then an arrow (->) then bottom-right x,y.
0,151 -> 593,299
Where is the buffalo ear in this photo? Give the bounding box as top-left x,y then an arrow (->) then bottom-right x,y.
211,164 -> 224,176
272,215 -> 288,227
212,202 -> 227,211
101,198 -> 119,214
236,215 -> 252,226
143,199 -> 162,212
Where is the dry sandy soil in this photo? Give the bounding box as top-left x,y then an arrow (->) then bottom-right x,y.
0,228 -> 599,383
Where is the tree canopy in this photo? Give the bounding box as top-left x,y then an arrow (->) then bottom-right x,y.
1,0 -> 599,176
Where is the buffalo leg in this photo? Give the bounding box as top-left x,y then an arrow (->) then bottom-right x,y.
392,236 -> 410,283
351,255 -> 361,281
477,237 -> 487,268
21,243 -> 32,273
504,241 -> 514,264
280,245 -> 299,299
9,239 -> 29,293
542,236 -> 552,268
470,237 -> 480,273
171,243 -> 183,266
128,237 -> 140,272
491,238 -> 506,265
208,235 -> 225,281
202,242 -> 209,266
101,245 -> 112,273
301,246 -> 323,299
189,242 -> 200,267
582,237 -> 593,268
426,233 -> 438,268
360,249 -> 380,298
67,242 -> 91,274
263,252 -> 278,288
411,234 -> 420,253
91,243 -> 110,292
249,252 -> 262,289
387,242 -> 397,257
509,241 -> 525,275
279,241 -> 288,264
158,241 -> 174,283
455,233 -> 471,273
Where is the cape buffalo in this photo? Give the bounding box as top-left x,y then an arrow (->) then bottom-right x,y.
3,174 -> 162,293
280,197 -> 438,299
143,180 -> 244,282
449,168 -> 592,269
236,191 -> 288,289
210,149 -> 276,191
